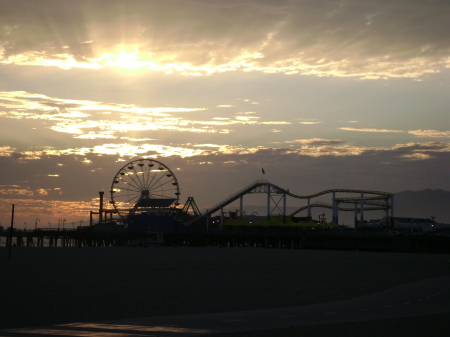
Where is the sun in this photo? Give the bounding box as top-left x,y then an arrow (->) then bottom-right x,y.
114,50 -> 140,68
102,48 -> 147,73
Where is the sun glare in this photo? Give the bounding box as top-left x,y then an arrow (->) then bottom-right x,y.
101,49 -> 147,73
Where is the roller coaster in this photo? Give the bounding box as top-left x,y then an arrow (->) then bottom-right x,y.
91,160 -> 394,230
188,180 -> 393,227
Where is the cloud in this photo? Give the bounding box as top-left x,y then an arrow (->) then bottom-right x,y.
236,111 -> 257,115
44,143 -> 205,158
0,91 -> 276,137
0,91 -> 305,145
235,116 -> 259,123
1,0 -> 448,78
127,138 -> 156,142
0,197 -> 98,222
74,132 -> 117,139
340,127 -> 404,133
0,146 -> 15,156
408,130 -> 450,137
193,144 -> 221,148
37,188 -> 48,195
7,130 -> 450,162
0,188 -> 34,196
1,141 -> 449,225
294,138 -> 345,146
389,142 -> 450,160
217,141 -> 450,159
297,118 -> 321,125
260,121 -> 291,125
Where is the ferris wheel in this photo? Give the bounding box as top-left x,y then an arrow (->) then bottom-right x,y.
110,159 -> 180,218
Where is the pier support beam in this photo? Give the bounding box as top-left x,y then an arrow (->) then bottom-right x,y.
390,195 -> 395,227
99,191 -> 104,224
332,192 -> 336,223
360,192 -> 364,228
385,198 -> 390,228
307,198 -> 311,219
240,196 -> 243,220
335,203 -> 339,225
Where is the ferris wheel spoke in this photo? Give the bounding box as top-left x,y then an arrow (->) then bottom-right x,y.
115,189 -> 140,196
117,189 -> 140,197
114,185 -> 140,192
125,164 -> 144,190
119,180 -> 141,192
115,191 -> 141,200
145,169 -> 158,190
123,194 -> 141,205
148,173 -> 167,191
127,170 -> 144,190
136,174 -> 145,190
120,184 -> 141,193
142,171 -> 150,190
112,178 -> 141,194
144,167 -> 153,188
149,179 -> 175,191
133,166 -> 146,189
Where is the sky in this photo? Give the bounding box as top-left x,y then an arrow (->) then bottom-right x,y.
0,0 -> 449,228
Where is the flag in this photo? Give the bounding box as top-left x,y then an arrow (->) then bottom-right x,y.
262,168 -> 265,174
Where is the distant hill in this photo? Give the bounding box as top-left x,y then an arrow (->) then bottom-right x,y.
393,189 -> 450,224
203,189 -> 450,225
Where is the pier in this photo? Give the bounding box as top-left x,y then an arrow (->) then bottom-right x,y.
1,229 -> 449,254
0,228 -> 151,248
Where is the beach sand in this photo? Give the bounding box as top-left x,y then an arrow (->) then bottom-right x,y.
1,247 -> 449,335
206,313 -> 450,337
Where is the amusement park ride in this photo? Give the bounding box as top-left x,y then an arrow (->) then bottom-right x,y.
110,159 -> 180,216
90,159 -> 394,231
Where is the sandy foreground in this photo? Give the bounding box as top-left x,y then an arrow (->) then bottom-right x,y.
1,247 -> 449,336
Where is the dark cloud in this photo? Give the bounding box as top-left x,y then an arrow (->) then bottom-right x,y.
295,138 -> 344,146
1,141 -> 449,225
1,0 -> 448,77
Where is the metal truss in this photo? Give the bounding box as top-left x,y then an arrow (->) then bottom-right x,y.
187,180 -> 393,226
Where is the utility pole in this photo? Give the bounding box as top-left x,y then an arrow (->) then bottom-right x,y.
8,204 -> 15,260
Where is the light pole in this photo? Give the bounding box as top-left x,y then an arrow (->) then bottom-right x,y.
35,218 -> 40,230
63,218 -> 66,229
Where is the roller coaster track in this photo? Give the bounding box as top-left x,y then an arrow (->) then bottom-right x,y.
335,196 -> 390,202
292,203 -> 389,213
187,180 -> 393,225
284,188 -> 392,199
